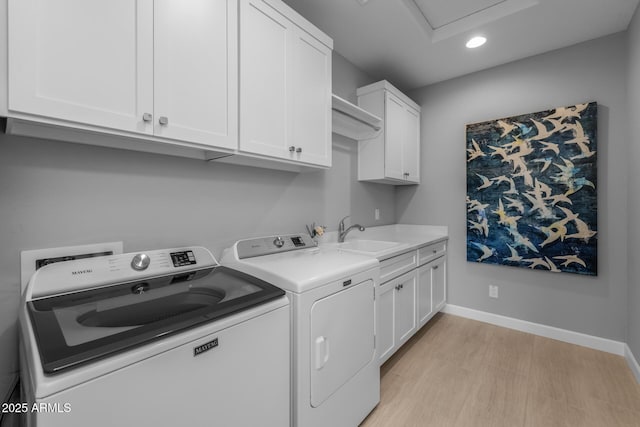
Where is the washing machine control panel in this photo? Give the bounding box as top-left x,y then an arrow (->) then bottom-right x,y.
170,250 -> 198,267
237,234 -> 317,259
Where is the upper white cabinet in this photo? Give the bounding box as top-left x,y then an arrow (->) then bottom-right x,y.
356,80 -> 421,185
153,0 -> 237,148
8,0 -> 154,135
239,0 -> 332,168
7,0 -> 237,150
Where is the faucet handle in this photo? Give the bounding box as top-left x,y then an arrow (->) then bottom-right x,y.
339,215 -> 350,225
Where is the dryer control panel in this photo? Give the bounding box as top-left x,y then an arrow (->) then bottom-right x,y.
237,234 -> 317,259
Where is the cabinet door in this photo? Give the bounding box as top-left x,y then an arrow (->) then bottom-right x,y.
239,0 -> 291,159
394,270 -> 417,347
432,256 -> 447,312
290,27 -> 332,167
154,0 -> 237,149
376,281 -> 396,365
417,264 -> 433,329
403,105 -> 421,183
8,0 -> 153,134
384,92 -> 406,180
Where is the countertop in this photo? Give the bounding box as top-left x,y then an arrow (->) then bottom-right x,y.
318,224 -> 448,260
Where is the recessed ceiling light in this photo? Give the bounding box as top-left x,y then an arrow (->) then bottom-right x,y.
466,36 -> 487,49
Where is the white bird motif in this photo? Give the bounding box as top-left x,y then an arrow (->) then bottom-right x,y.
497,120 -> 517,138
508,228 -> 539,253
530,119 -> 562,140
467,197 -> 489,211
543,107 -> 583,123
492,175 -> 518,194
476,173 -> 493,190
553,255 -> 587,268
563,122 -> 595,160
567,217 -> 597,242
538,221 -> 569,248
544,257 -> 561,273
531,158 -> 552,173
523,180 -> 555,219
467,139 -> 486,162
504,196 -> 525,214
468,217 -> 489,237
488,145 -> 510,161
471,242 -> 495,262
493,198 -> 521,228
504,244 -> 523,262
546,193 -> 573,206
538,140 -> 560,155
524,257 -> 550,270
530,119 -> 553,140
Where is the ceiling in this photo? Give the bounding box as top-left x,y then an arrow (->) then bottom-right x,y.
281,0 -> 640,91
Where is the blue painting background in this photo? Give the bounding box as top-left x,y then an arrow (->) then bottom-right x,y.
466,102 -> 597,275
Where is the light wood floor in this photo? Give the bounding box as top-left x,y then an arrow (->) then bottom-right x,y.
360,313 -> 640,427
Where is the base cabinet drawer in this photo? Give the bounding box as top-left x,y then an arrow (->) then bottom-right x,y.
418,240 -> 447,265
379,251 -> 417,283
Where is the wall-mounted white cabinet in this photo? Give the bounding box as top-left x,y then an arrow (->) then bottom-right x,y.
239,0 -> 332,168
356,80 -> 421,185
3,0 -> 333,172
7,0 -> 237,150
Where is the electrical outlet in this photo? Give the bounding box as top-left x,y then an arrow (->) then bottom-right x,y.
489,285 -> 499,299
374,208 -> 380,221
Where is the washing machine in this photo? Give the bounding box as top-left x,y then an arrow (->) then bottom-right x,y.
19,246 -> 290,427
222,234 -> 380,427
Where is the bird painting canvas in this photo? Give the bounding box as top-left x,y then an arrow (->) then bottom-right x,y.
466,102 -> 597,275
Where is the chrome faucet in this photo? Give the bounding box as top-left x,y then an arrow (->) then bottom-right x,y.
338,215 -> 365,243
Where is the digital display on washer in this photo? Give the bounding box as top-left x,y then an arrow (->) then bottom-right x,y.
27,266 -> 284,374
170,250 -> 197,267
290,236 -> 305,247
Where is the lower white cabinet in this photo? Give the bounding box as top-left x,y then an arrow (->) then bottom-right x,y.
376,239 -> 447,365
417,255 -> 446,328
377,270 -> 416,365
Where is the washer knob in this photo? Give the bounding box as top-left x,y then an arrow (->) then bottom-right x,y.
273,237 -> 285,248
131,253 -> 150,271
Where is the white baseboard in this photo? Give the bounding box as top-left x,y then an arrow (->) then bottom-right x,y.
626,344 -> 640,384
443,304 -> 626,356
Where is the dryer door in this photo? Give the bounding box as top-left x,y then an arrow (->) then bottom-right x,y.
310,279 -> 375,407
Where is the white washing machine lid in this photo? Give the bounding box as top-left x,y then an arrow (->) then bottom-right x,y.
24,247 -> 285,374
222,235 -> 378,293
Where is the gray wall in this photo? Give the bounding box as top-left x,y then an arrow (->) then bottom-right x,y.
627,7 -> 640,362
396,33 -> 630,342
0,52 -> 392,401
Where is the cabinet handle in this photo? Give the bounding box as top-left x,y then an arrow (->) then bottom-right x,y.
159,116 -> 169,126
289,146 -> 296,152
296,147 -> 302,153
433,249 -> 437,253
142,113 -> 152,123
433,265 -> 439,270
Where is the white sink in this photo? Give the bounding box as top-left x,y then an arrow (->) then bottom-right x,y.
336,239 -> 405,253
